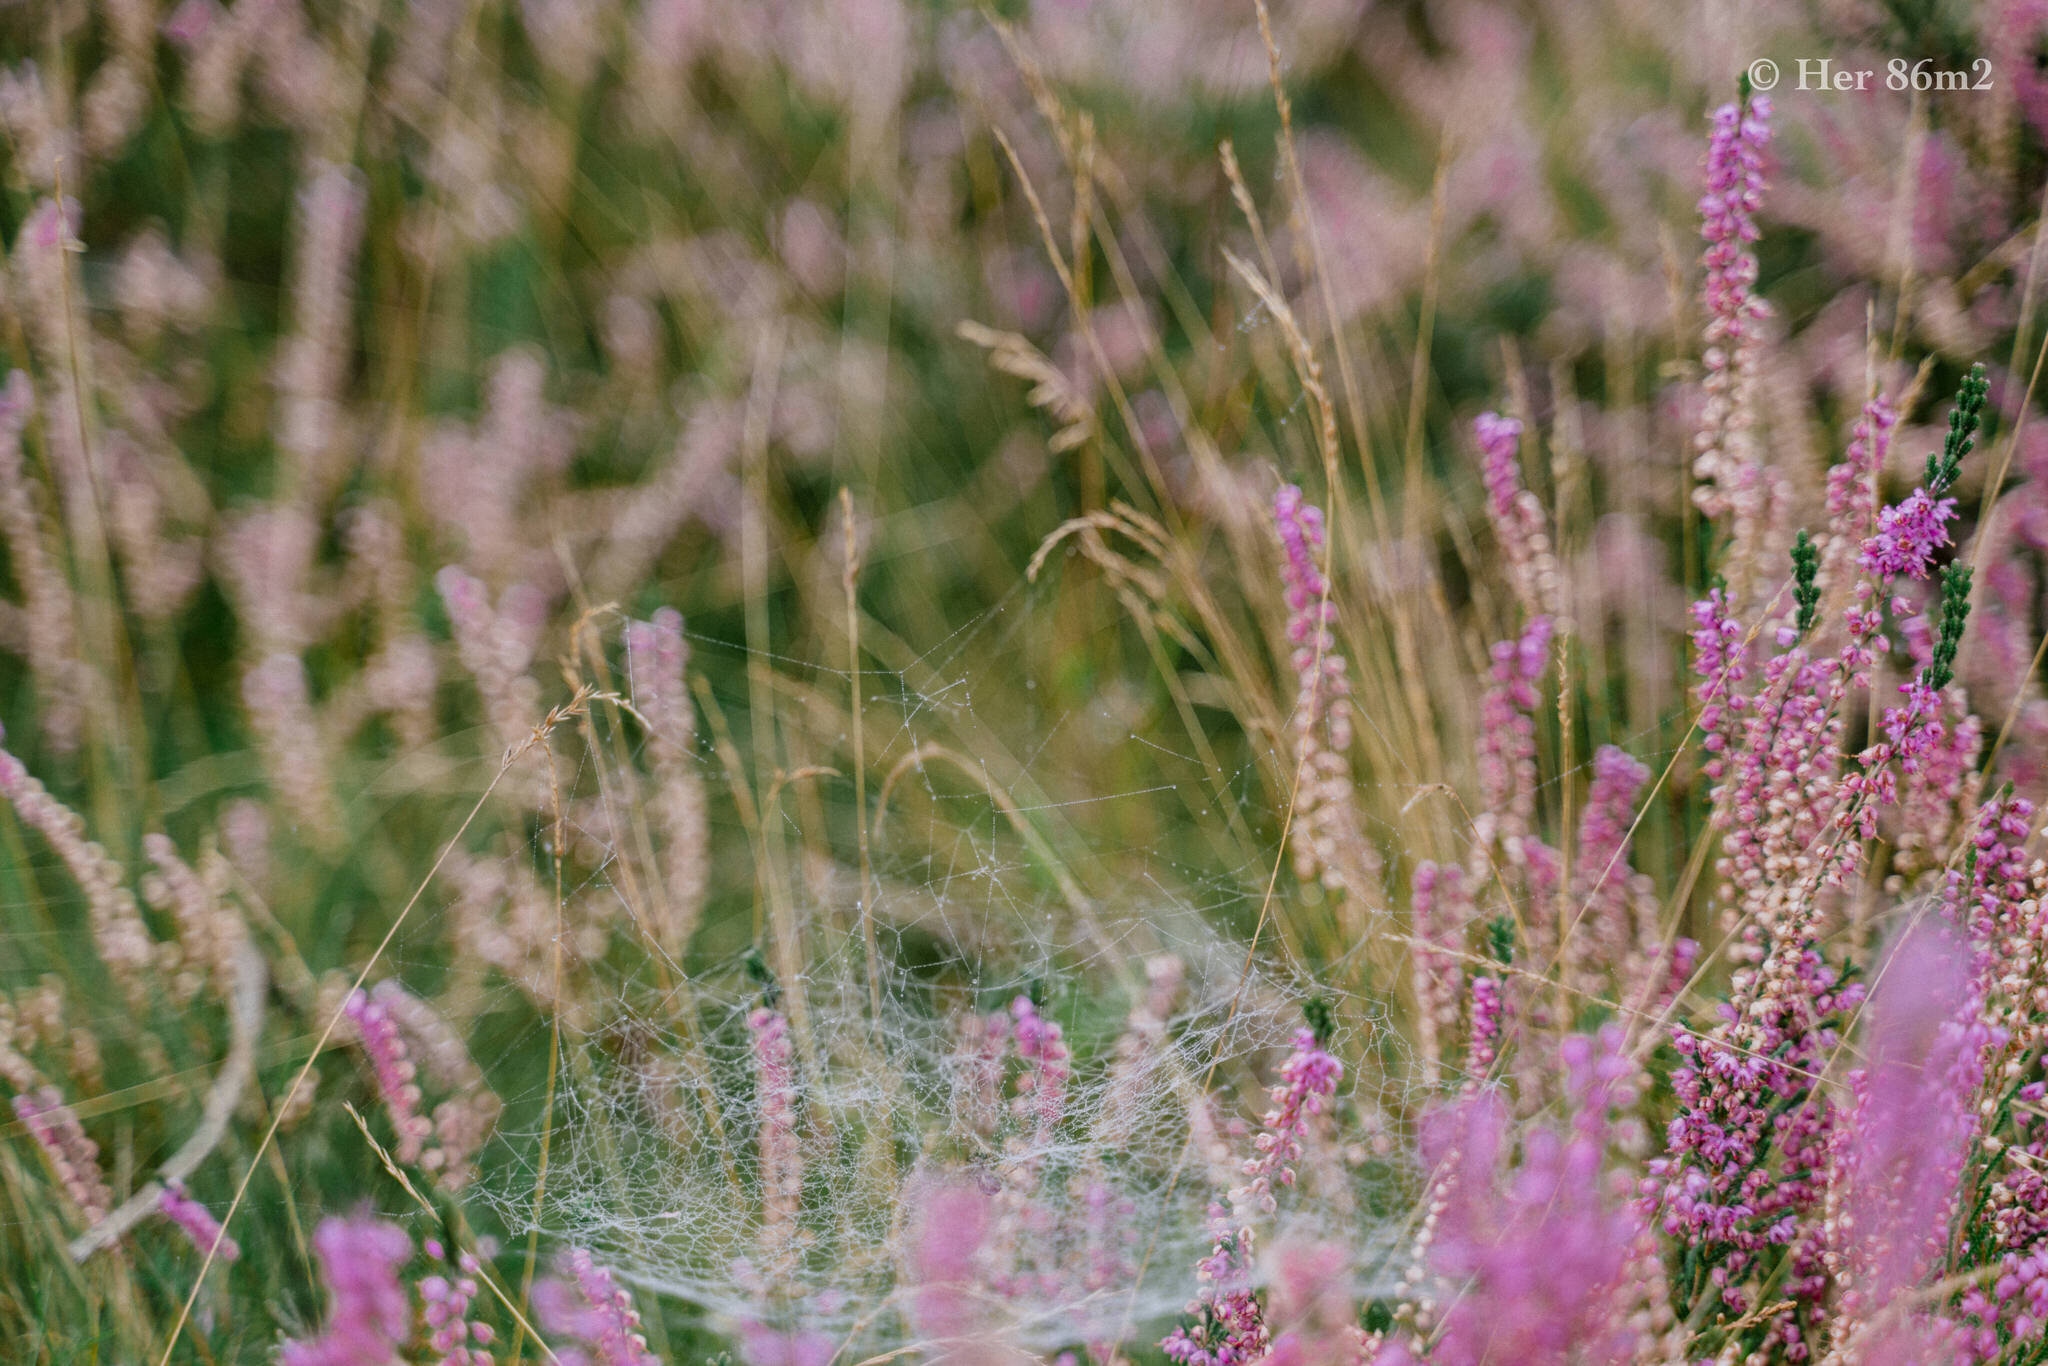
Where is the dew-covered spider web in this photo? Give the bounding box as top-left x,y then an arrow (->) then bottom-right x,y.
470,917 -> 1410,1355
410,556 -> 1648,1356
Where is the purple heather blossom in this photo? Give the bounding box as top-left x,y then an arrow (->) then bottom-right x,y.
1647,946 -> 1863,1314
1573,745 -> 1647,899
534,1248 -> 659,1366
1823,397 -> 1898,591
280,1214 -> 414,1366
1410,861 -> 1473,1084
1274,486 -> 1333,653
419,1239 -> 494,1366
1008,995 -> 1070,1144
1416,1027 -> 1645,1365
1273,485 -> 1379,899
1260,1240 -> 1356,1366
905,1175 -> 991,1343
1711,638 -> 1849,941
1236,1027 -> 1342,1216
1473,410 -> 1556,617
1160,1204 -> 1268,1366
623,605 -> 708,949
12,1086 -> 112,1223
0,737 -> 156,1002
1466,975 -> 1505,1076
1860,487 -> 1959,581
1693,95 -> 1774,530
344,985 -> 433,1165
1472,616 -> 1552,892
1994,0 -> 2048,144
1477,616 -> 1551,819
159,1179 -> 238,1262
735,1321 -> 836,1366
1832,925 -> 1999,1346
1165,1026 -> 1342,1366
1568,745 -> 1659,994
1951,793 -> 2038,965
748,1006 -> 802,1287
901,1174 -> 1039,1366
1689,586 -> 1750,781
1650,372 -> 1995,1341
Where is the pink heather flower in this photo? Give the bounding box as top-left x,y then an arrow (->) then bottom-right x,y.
1472,616 -> 1551,880
1235,1027 -> 1343,1218
243,649 -> 338,835
1993,0 -> 2048,145
1568,745 -> 1660,996
1647,944 -> 1864,1314
1951,792 -> 2038,969
1008,996 -> 1070,1145
344,986 -> 433,1165
1893,684 -> 1981,862
1260,1240 -> 1355,1366
905,1176 -> 993,1344
951,1008 -> 1010,1137
735,1322 -> 836,1366
25,194 -> 81,251
276,161 -> 367,489
1410,861 -> 1474,1085
1689,586 -> 1750,781
1958,1246 -> 2048,1357
1079,1175 -> 1138,1302
1418,1028 -> 1645,1365
12,1086 -> 112,1223
1475,411 -> 1523,527
1161,1204 -> 1268,1366
1574,746 -> 1647,899
1859,486 -> 1959,581
1165,1024 -> 1341,1366
1831,924 -> 1999,1347
434,565 -> 549,808
1473,410 -> 1556,618
748,1006 -> 802,1286
1647,403 -> 1986,1333
159,1179 -> 239,1262
0,738 -> 156,1002
1692,95 -> 1774,530
419,1238 -> 494,1366
1709,638 -> 1849,942
280,1214 -> 414,1366
624,607 -> 708,951
533,1248 -> 659,1366
0,372 -> 85,756
1466,975 -> 1505,1076
1273,485 -> 1380,901
162,0 -> 219,51
1822,397 -> 1898,593
623,604 -> 692,755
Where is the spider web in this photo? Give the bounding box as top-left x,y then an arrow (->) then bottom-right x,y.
439,570 -> 1428,1357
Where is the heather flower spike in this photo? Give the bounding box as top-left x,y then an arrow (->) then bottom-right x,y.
159,1179 -> 239,1262
13,1087 -> 112,1224
1692,86 -> 1774,542
534,1248 -> 660,1366
1273,484 -> 1381,903
1861,367 -> 1987,583
279,1214 -> 414,1366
